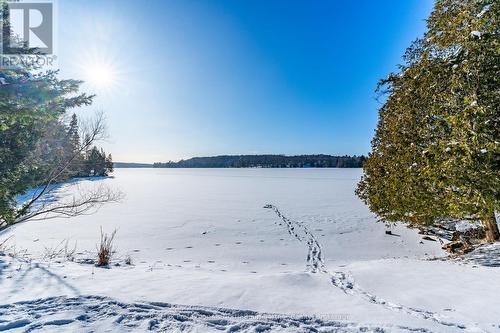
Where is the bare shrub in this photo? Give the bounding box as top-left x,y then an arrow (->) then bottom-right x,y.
7,245 -> 28,259
43,239 -> 77,261
97,227 -> 116,267
0,237 -> 29,259
0,236 -> 13,254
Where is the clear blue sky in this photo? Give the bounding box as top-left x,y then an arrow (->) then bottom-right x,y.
57,0 -> 433,163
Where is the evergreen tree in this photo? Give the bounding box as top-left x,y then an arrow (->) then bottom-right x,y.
66,114 -> 83,176
106,154 -> 114,174
82,147 -> 113,177
0,67 -> 93,223
0,2 -> 116,227
357,0 -> 499,241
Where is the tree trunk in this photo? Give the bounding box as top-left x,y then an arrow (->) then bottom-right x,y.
481,213 -> 500,242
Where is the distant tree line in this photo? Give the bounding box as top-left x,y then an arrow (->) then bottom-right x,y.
113,162 -> 153,168
153,155 -> 365,168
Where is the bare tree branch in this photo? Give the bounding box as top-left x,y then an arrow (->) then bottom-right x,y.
16,111 -> 109,221
12,184 -> 123,226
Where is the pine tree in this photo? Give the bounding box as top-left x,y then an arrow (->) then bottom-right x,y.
357,0 -> 499,241
82,147 -> 113,177
66,114 -> 83,176
0,2 -> 118,227
106,154 -> 114,174
98,148 -> 107,176
68,114 -> 80,153
0,68 -> 93,223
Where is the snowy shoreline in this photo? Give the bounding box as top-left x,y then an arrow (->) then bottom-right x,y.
1,169 -> 499,332
2,252 -> 499,332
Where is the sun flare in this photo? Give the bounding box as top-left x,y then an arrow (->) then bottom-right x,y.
84,63 -> 116,88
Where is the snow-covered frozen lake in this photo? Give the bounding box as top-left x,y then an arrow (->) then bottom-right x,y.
6,168 -> 441,263
1,169 -> 500,332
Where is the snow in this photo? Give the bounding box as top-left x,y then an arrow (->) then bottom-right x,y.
1,168 -> 499,332
470,31 -> 481,38
477,5 -> 490,18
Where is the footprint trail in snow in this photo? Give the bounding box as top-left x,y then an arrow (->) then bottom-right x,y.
264,204 -> 478,332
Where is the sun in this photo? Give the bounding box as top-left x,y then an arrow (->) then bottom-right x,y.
73,45 -> 128,95
84,63 -> 116,89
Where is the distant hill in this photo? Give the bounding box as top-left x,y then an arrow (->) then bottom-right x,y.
153,154 -> 365,168
114,162 -> 153,168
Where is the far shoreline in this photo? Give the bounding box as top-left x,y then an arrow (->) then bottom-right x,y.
115,154 -> 366,169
